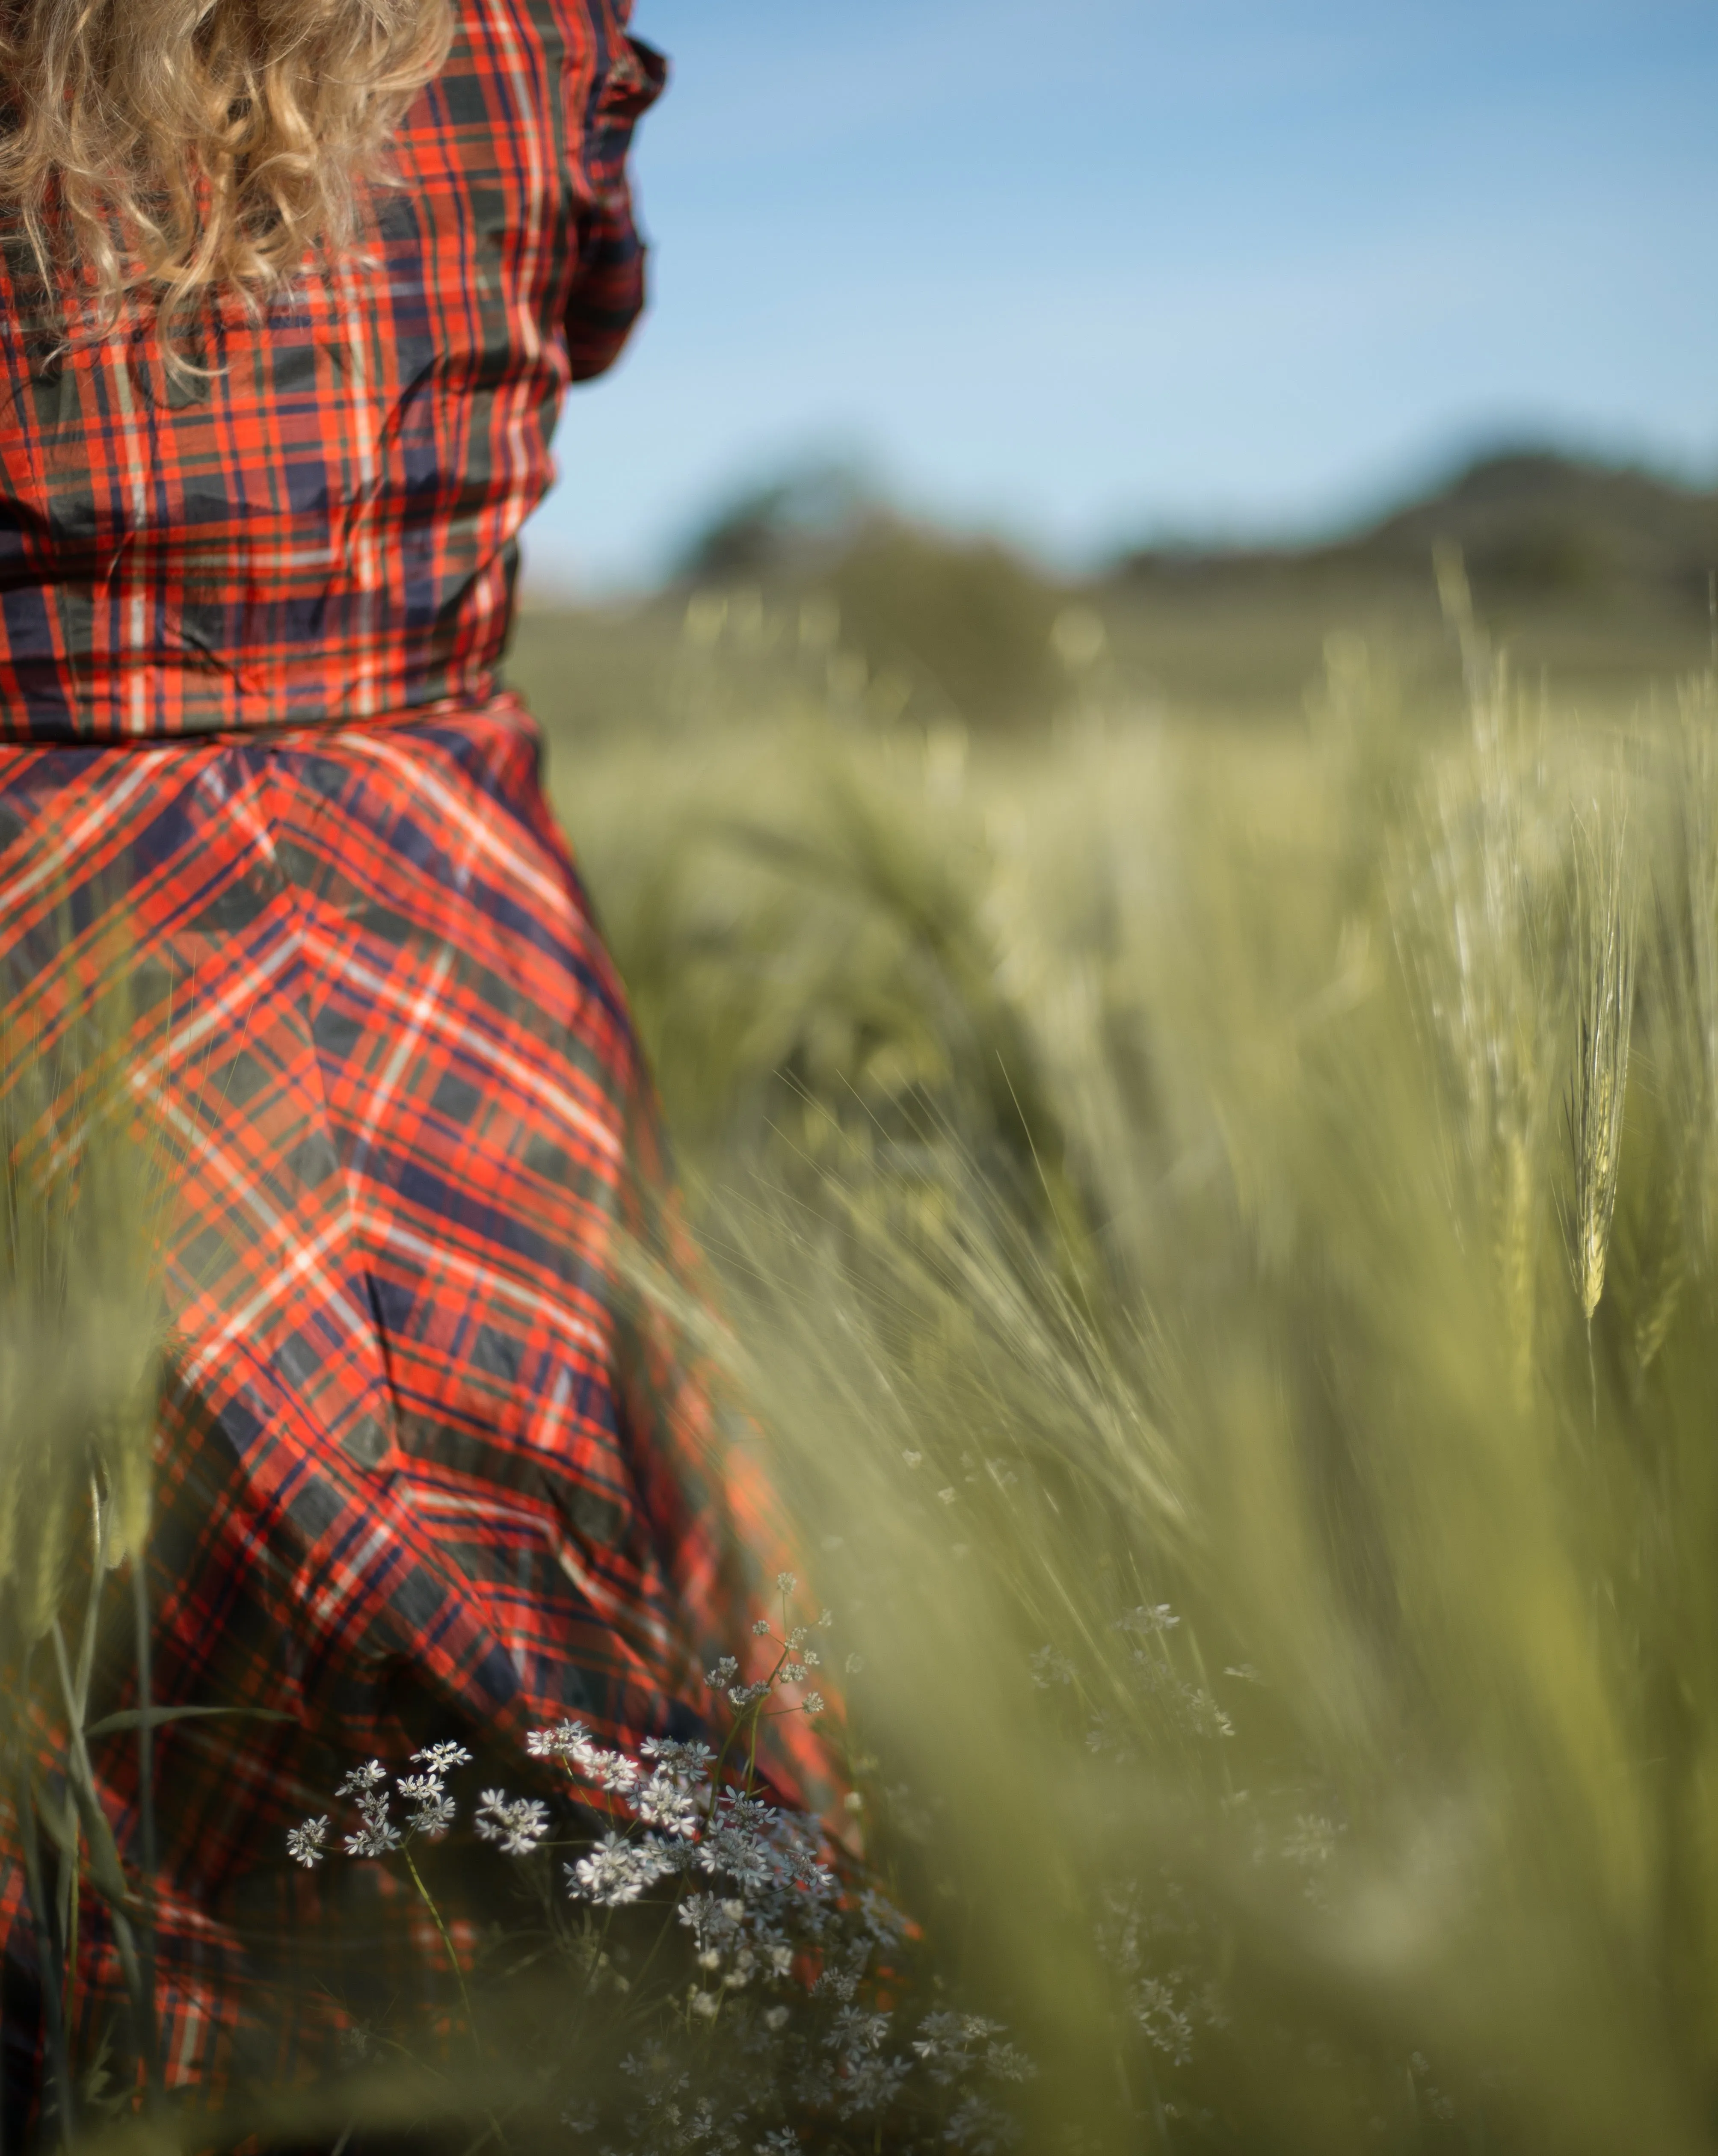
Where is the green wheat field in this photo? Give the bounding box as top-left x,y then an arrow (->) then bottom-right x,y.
12,461 -> 1718,2151
527,535 -> 1718,2154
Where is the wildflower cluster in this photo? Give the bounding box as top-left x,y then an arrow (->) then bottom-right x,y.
1030,1602 -> 1240,1764
286,1590 -> 1032,2153
523,1720 -> 714,1906
1110,1604 -> 1235,1741
287,1742 -> 484,1868
1097,1881 -> 1232,2073
1080,1639 -> 1378,2122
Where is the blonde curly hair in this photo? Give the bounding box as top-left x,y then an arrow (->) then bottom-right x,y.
0,0 -> 453,329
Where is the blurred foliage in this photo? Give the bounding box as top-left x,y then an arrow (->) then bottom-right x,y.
0,946 -> 170,2146
527,565 -> 1718,2153
0,966 -> 165,1656
512,448 -> 1718,740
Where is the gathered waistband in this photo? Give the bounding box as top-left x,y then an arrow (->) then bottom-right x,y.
0,685 -> 542,757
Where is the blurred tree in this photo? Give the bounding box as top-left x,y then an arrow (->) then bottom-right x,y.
675,461 -> 873,584
826,522 -> 1063,730
674,461 -> 1066,730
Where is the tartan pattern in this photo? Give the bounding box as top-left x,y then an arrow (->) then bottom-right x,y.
0,0 -> 839,2122
0,0 -> 664,740
0,702 -> 834,2111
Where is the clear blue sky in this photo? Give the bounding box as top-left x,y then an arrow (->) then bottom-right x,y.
524,0 -> 1718,591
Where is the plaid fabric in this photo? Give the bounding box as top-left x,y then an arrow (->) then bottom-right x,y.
0,704 -> 836,2114
0,0 -> 664,740
0,0 -> 841,2126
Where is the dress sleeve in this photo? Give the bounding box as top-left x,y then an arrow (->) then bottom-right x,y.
566,29 -> 667,383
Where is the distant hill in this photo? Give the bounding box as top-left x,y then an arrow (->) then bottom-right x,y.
1117,450 -> 1718,616
1100,450 -> 1718,713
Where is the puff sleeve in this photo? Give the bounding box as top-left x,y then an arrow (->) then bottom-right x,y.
566,26 -> 667,382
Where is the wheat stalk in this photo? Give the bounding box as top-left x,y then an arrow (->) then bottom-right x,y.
1566,806 -> 1636,1325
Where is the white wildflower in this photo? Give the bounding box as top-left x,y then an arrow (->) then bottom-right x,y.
813,1960 -> 861,2004
765,1814 -> 835,1896
829,2006 -> 892,2056
577,1745 -> 641,1794
568,1832 -> 673,1907
844,1654 -> 864,1676
1182,1689 -> 1235,1740
344,1813 -> 402,1859
913,2012 -> 1008,2085
699,1790 -> 773,1891
1134,1976 -> 1196,2066
802,1692 -> 824,1715
689,1989 -> 721,2021
901,1450 -> 922,1468
1029,1645 -> 1076,1689
411,1793 -> 458,1840
474,1790 -> 551,1854
859,1888 -> 905,1942
1115,1604 -> 1180,1636
286,1816 -> 330,1868
411,1742 -> 473,1774
526,1719 -> 589,1761
937,1487 -> 957,1505
762,2007 -> 790,2035
835,2052 -> 909,2118
640,1736 -> 714,1783
336,1760 -> 387,1798
700,1840 -> 768,1893
634,1770 -> 702,1838
752,1618 -> 772,1636
776,1571 -> 797,1594
816,1609 -> 835,1630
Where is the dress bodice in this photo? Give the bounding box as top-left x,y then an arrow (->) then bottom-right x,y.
0,0 -> 660,739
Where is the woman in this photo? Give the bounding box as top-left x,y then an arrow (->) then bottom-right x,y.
0,0 -> 830,2119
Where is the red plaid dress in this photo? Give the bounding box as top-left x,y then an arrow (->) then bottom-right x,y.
0,0 -> 833,2119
